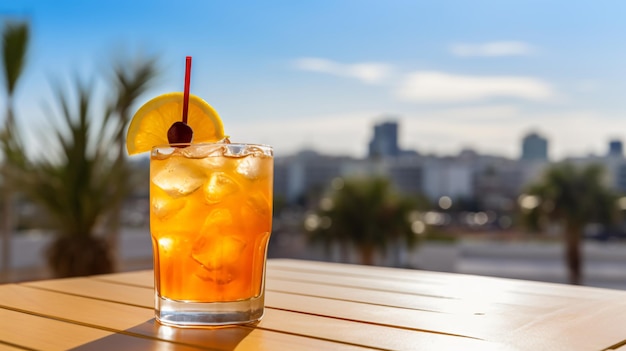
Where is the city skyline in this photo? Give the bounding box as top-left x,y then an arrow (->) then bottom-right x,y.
283,121 -> 620,162
2,1 -> 626,160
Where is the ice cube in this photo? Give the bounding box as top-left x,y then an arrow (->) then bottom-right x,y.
198,155 -> 227,170
194,265 -> 235,284
236,156 -> 262,180
203,208 -> 233,227
204,172 -> 240,204
157,236 -> 175,254
151,197 -> 186,219
191,234 -> 246,284
245,192 -> 272,218
152,158 -> 206,197
181,144 -> 226,159
240,193 -> 272,236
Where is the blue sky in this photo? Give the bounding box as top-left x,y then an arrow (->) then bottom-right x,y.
2,0 -> 626,159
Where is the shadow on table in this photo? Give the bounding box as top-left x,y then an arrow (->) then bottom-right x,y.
69,318 -> 255,350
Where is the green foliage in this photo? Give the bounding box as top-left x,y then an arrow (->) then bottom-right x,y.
1,19 -> 30,169
0,19 -> 159,277
521,162 -> 619,284
523,163 -> 619,230
108,55 -> 160,144
1,19 -> 30,279
1,21 -> 29,96
104,55 -> 159,238
3,64 -> 157,277
308,177 -> 421,265
8,79 -> 127,238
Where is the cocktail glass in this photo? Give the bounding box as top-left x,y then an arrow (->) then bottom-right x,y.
150,142 -> 273,326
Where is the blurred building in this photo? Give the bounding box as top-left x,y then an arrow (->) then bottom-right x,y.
421,157 -> 473,201
274,125 -> 626,213
274,148 -> 538,211
608,140 -> 623,158
615,164 -> 626,193
384,156 -> 425,195
521,132 -> 548,161
276,124 -> 539,207
274,150 -> 353,204
368,120 -> 400,158
471,154 -> 527,211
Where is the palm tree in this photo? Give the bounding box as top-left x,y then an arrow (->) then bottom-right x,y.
5,77 -> 136,278
521,163 -> 618,285
0,20 -> 29,281
104,55 -> 159,268
37,79 -> 116,276
307,177 -> 420,265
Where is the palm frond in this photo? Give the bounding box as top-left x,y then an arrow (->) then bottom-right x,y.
108,55 -> 160,135
7,78 -> 129,238
309,177 -> 419,262
1,21 -> 29,96
523,162 -> 619,230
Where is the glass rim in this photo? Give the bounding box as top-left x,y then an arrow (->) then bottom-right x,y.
151,142 -> 273,150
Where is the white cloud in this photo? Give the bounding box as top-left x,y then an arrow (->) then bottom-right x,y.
450,41 -> 534,57
396,71 -> 555,103
294,57 -> 392,84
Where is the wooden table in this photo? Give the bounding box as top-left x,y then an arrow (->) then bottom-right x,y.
2,258 -> 626,350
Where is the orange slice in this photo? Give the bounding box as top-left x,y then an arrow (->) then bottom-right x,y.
126,92 -> 225,155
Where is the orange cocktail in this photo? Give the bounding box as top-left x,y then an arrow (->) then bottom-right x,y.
150,142 -> 273,325
125,56 -> 271,326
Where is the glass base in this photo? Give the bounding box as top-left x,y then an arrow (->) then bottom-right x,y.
155,293 -> 265,327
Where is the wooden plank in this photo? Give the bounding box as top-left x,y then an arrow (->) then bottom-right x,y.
68,333 -> 204,351
265,290 -> 507,340
0,285 -> 381,350
267,259 -> 626,315
267,289 -> 626,351
91,270 -> 153,288
266,267 -> 588,311
265,261 -> 626,350
0,344 -> 26,351
116,318 -> 383,351
268,257 -> 626,351
0,307 -> 203,351
23,278 -> 152,308
269,259 -> 626,299
260,307 -> 509,351
0,284 -> 152,331
609,341 -> 626,350
267,259 -> 625,296
0,306 -> 113,350
266,276 -> 550,316
497,298 -> 626,351
269,258 -> 453,280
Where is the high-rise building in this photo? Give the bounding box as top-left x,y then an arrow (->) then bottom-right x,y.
520,132 -> 548,161
368,121 -> 400,158
608,140 -> 623,157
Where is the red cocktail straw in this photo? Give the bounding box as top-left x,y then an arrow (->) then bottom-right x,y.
182,56 -> 192,124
